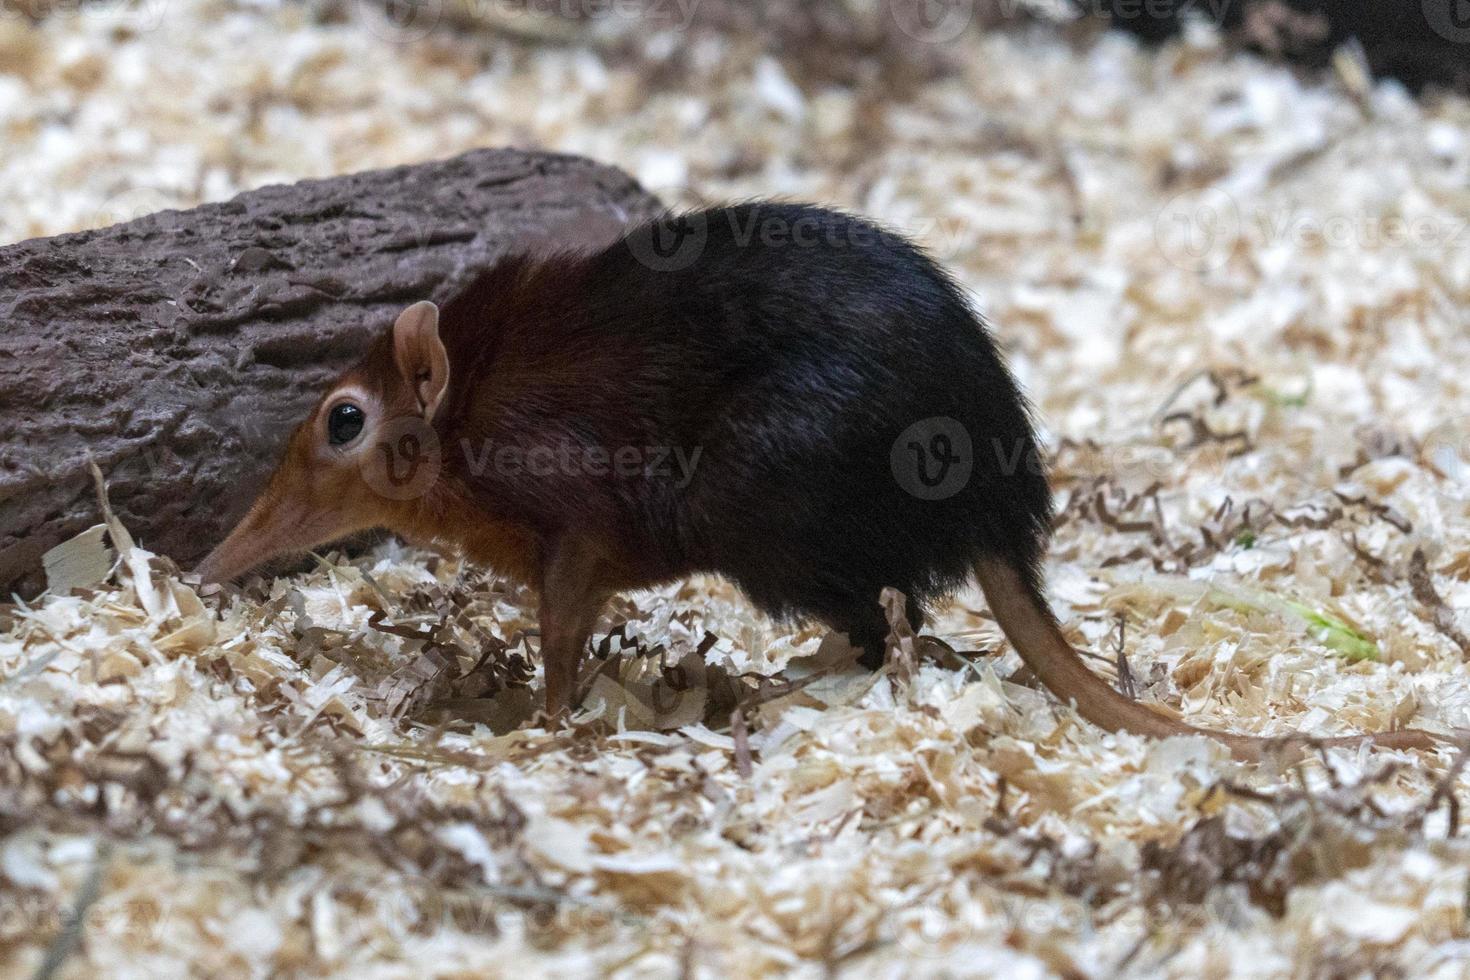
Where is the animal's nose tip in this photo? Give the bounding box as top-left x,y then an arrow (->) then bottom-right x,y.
192,549 -> 223,584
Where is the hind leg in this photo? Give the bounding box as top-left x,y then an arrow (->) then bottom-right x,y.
836,593 -> 926,671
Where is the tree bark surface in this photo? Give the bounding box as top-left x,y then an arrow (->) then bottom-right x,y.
0,148 -> 660,596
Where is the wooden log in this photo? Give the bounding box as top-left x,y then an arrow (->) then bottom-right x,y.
0,148 -> 660,597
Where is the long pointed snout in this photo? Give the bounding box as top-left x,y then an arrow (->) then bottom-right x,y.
193,489 -> 353,585
195,501 -> 303,584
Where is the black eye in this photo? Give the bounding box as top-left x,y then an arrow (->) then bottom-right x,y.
327,403 -> 365,445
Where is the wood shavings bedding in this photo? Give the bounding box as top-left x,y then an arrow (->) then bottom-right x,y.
5,3 -> 1470,976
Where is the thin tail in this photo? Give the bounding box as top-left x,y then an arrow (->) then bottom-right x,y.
974,558 -> 1439,761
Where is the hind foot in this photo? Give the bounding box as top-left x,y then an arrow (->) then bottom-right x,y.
839,594 -> 925,672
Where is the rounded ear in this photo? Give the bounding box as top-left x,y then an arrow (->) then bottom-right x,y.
392,301 -> 449,420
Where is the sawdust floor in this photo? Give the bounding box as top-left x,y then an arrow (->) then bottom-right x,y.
4,4 -> 1470,977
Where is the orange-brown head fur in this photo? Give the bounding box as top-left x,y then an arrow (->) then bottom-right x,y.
195,302 -> 491,585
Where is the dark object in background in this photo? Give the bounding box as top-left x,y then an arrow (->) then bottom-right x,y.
316,0 -> 1470,98
1094,0 -> 1470,93
610,0 -> 1470,95
0,148 -> 659,598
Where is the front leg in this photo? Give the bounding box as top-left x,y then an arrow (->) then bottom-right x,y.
537,536 -> 611,718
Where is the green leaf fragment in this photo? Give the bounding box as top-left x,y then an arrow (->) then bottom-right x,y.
1280,599 -> 1381,662
1190,584 -> 1382,662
